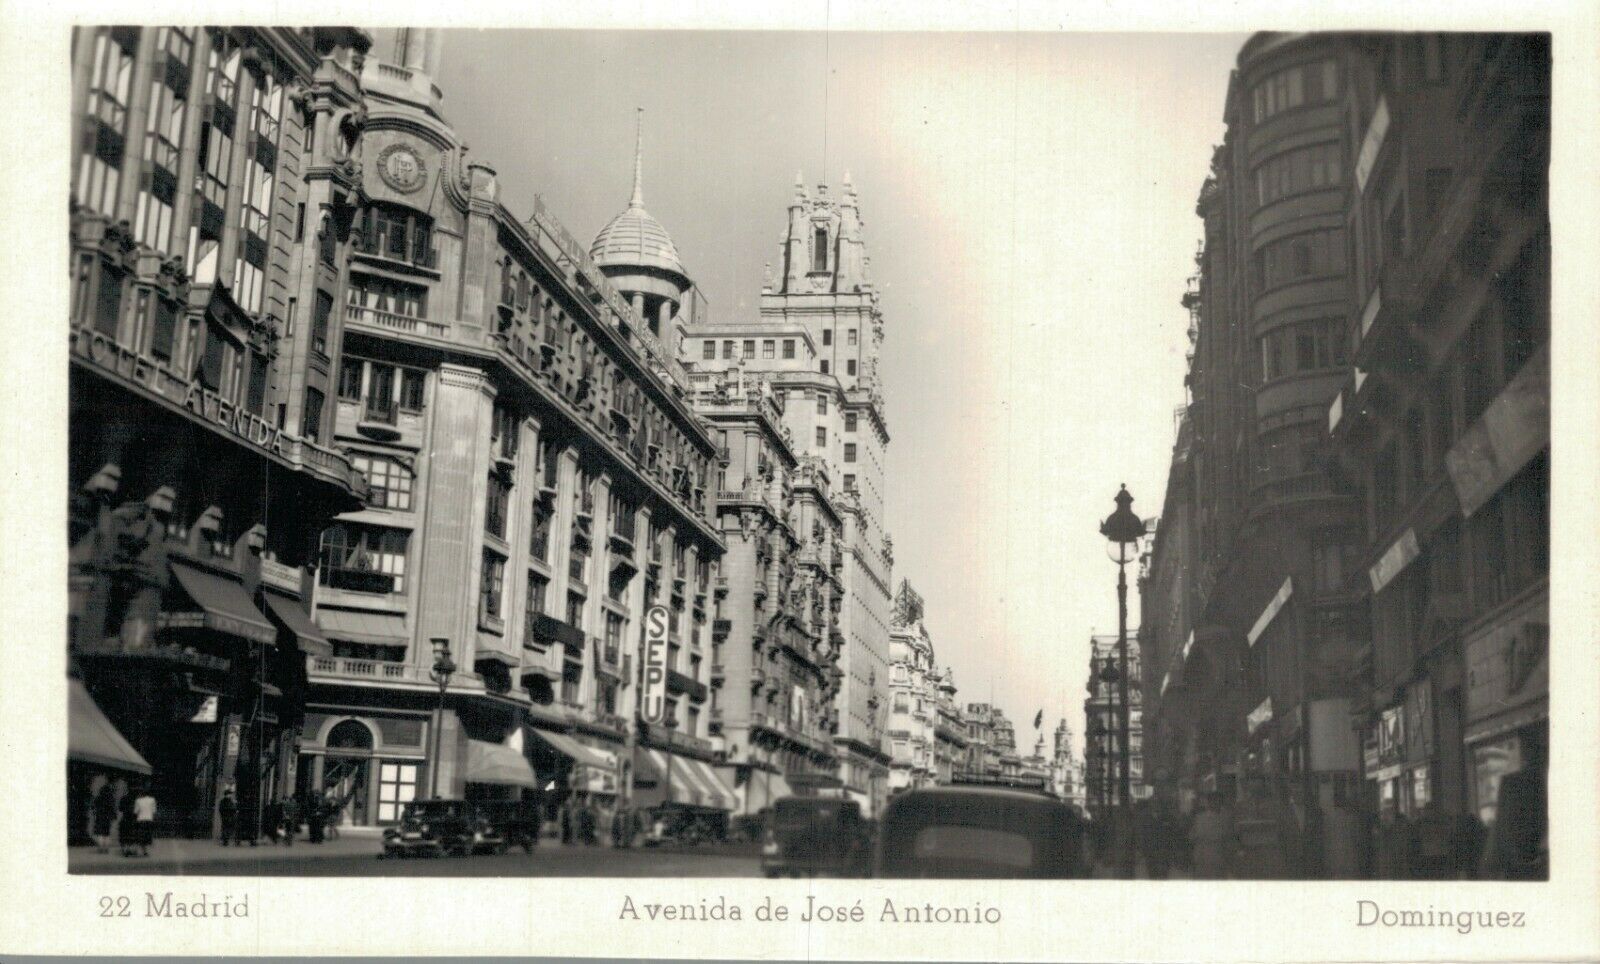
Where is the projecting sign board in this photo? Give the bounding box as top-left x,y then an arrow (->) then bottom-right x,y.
642,605 -> 669,725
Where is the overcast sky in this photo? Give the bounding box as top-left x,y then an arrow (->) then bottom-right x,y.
395,29 -> 1248,756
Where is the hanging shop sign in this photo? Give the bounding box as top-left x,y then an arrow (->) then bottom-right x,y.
641,605 -> 669,725
1247,697 -> 1274,736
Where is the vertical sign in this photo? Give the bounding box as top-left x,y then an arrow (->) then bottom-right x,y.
642,605 -> 669,725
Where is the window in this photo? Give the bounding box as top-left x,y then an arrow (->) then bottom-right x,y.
149,296 -> 177,361
485,473 -> 511,538
782,339 -> 795,359
813,227 -> 828,272
359,204 -> 434,267
703,340 -> 715,360
743,339 -> 755,358
399,369 -> 426,411
318,523 -> 409,594
302,388 -> 324,443
845,412 -> 858,433
480,551 -> 505,620
1252,58 -> 1340,124
816,427 -> 827,446
817,395 -> 828,415
245,352 -> 268,416
762,339 -> 775,359
823,329 -> 833,346
1253,229 -> 1347,290
566,592 -> 585,630
843,473 -> 856,492
365,364 -> 396,423
820,360 -> 830,375
312,291 -> 332,356
846,359 -> 857,376
1254,142 -> 1343,207
524,572 -> 549,637
561,659 -> 582,705
77,30 -> 137,217
347,274 -> 428,321
848,328 -> 858,346
1257,318 -> 1348,382
844,443 -> 857,463
722,340 -> 733,359
376,762 -> 418,823
352,453 -> 414,510
338,358 -> 363,400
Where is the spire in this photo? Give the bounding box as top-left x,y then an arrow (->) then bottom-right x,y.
629,107 -> 645,209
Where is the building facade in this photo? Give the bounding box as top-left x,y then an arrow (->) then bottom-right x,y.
1145,32 -> 1549,877
686,174 -> 894,814
886,581 -> 938,793
1084,634 -> 1146,818
1051,718 -> 1086,811
931,668 -> 966,784
300,31 -> 730,830
68,26 -> 374,840
685,364 -> 844,813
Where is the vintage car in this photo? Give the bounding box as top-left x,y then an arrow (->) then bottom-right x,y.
874,784 -> 1089,878
474,799 -> 541,854
762,796 -> 872,878
381,800 -> 504,858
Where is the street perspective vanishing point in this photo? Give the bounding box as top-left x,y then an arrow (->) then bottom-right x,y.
66,27 -> 1549,881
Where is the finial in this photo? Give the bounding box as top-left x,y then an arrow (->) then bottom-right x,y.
629,107 -> 644,209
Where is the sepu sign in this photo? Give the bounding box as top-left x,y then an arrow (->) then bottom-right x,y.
642,605 -> 669,725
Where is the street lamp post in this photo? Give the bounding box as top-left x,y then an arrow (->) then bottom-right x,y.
1101,484 -> 1144,878
428,637 -> 456,800
662,711 -> 679,809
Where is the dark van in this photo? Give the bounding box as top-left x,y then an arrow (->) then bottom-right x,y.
875,785 -> 1088,878
762,796 -> 871,878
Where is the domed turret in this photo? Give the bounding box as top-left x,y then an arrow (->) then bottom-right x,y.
589,110 -> 691,341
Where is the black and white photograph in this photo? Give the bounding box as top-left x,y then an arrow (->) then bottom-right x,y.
60,23 -> 1556,882
7,4 -> 1599,960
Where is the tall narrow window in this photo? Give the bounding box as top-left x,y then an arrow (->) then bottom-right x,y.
77,29 -> 137,217
302,387 -> 325,443
813,227 -> 828,272
782,339 -> 795,359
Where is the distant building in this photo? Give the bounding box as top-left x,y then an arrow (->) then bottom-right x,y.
1084,633 -> 1146,818
887,581 -> 938,793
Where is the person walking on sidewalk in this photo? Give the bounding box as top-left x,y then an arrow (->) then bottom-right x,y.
218,787 -> 238,846
92,781 -> 118,853
1190,793 -> 1236,879
131,785 -> 157,857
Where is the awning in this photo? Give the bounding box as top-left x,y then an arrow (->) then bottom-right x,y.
69,678 -> 151,775
168,562 -> 276,644
527,727 -> 612,770
689,759 -> 736,810
635,748 -> 711,808
465,739 -> 539,788
262,592 -> 332,655
739,768 -> 795,813
316,607 -> 408,647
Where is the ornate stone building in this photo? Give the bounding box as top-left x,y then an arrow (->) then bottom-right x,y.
299,31 -> 729,828
685,174 -> 894,813
887,581 -> 938,793
68,26 -> 373,840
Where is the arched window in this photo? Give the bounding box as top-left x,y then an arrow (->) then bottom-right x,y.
326,719 -> 375,751
813,227 -> 828,272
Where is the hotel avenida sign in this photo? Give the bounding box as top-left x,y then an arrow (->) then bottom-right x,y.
73,326 -> 290,457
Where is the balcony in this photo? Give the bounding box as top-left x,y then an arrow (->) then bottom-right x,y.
667,669 -> 708,703
528,612 -> 584,650
308,655 -> 482,689
345,303 -> 448,340
710,662 -> 725,684
712,618 -> 732,639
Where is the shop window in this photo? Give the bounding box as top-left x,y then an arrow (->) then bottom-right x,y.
376,762 -> 418,823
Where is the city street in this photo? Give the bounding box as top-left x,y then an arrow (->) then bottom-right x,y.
74,838 -> 761,878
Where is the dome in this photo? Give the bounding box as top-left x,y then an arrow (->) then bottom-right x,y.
590,202 -> 686,278
589,108 -> 688,281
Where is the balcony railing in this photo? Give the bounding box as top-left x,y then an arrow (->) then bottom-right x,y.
345,303 -> 448,339
308,655 -> 481,688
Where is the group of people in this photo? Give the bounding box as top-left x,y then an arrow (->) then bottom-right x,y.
556,797 -> 604,845
89,780 -> 156,857
1096,783 -> 1543,880
217,787 -> 346,846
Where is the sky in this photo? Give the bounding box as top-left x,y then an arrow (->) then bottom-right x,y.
394,28 -> 1248,757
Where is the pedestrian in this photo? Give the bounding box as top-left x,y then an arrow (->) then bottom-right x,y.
1190,793 -> 1236,879
579,802 -> 597,845
263,798 -> 283,845
280,796 -> 299,847
306,794 -> 325,844
559,800 -> 573,845
218,787 -> 237,847
323,790 -> 342,841
92,780 -> 118,854
1480,766 -> 1547,880
131,784 -> 157,857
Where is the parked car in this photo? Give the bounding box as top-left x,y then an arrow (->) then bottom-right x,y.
641,802 -> 725,846
762,796 -> 872,878
381,800 -> 503,858
874,784 -> 1089,878
474,799 -> 541,854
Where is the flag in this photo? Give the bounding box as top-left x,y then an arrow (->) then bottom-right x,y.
1033,709 -> 1043,729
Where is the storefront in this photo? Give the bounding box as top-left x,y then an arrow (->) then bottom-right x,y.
1463,589 -> 1548,827
296,711 -> 430,826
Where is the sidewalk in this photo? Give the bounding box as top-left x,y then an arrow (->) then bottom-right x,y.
69,830 -> 383,873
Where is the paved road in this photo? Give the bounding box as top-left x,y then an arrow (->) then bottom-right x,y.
81,842 -> 762,877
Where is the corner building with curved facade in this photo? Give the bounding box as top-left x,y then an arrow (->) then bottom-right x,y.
300,31 -> 730,828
